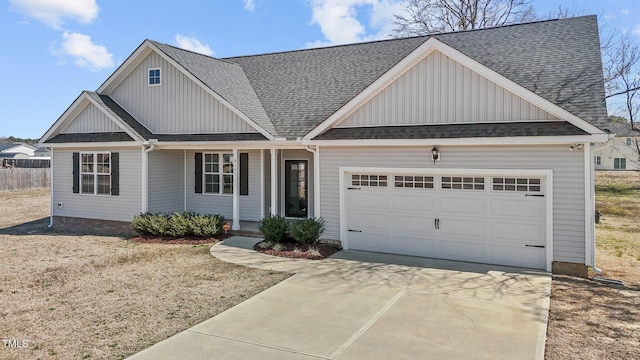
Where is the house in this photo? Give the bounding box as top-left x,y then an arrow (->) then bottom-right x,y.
593,123 -> 640,170
0,143 -> 37,159
39,16 -> 611,274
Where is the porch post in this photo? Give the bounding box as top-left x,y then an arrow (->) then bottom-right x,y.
260,149 -> 265,218
232,148 -> 240,230
270,148 -> 277,216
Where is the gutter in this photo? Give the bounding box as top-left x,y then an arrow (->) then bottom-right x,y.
141,140 -> 157,214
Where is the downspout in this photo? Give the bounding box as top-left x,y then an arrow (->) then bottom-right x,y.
48,147 -> 54,228
305,145 -> 320,218
586,142 -> 603,274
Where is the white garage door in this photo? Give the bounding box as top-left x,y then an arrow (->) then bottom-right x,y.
344,172 -> 547,269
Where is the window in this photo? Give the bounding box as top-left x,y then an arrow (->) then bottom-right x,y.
614,158 -> 627,170
394,175 -> 434,189
626,137 -> 632,146
80,152 -> 111,195
351,174 -> 387,187
492,177 -> 541,192
148,68 -> 161,86
594,155 -> 601,166
204,153 -> 233,194
441,176 -> 484,190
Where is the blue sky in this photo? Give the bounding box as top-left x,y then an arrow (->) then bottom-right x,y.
1,0 -> 640,139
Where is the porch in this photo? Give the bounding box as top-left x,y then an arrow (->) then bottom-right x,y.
143,147 -> 318,231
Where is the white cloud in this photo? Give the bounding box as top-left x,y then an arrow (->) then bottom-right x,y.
174,34 -> 215,56
621,9 -> 630,15
243,0 -> 255,12
632,25 -> 640,36
306,0 -> 403,48
52,32 -> 114,71
9,0 -> 99,29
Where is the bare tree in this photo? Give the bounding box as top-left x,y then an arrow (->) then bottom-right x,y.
604,34 -> 640,132
393,0 -> 536,36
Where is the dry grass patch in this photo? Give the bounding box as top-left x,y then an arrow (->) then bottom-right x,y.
0,190 -> 289,359
545,276 -> 640,360
546,171 -> 640,359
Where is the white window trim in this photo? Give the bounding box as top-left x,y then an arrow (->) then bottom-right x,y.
203,152 -> 234,196
148,67 -> 162,86
80,151 -> 111,196
626,138 -> 632,146
594,155 -> 601,166
614,157 -> 627,170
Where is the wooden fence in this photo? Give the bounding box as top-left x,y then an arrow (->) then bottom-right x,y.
0,168 -> 50,192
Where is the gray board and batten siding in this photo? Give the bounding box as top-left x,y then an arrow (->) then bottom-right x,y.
108,52 -> 258,135
61,102 -> 121,134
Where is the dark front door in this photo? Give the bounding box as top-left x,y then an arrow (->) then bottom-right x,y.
285,160 -> 308,218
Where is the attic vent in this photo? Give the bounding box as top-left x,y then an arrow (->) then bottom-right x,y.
148,67 -> 161,86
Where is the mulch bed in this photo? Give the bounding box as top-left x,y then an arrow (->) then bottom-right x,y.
129,233 -> 233,244
254,239 -> 341,260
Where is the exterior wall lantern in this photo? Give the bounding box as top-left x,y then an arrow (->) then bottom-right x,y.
431,146 -> 440,163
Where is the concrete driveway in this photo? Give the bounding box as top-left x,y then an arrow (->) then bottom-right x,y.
129,239 -> 551,360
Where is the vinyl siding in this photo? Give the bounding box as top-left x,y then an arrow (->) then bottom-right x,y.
264,149 -> 271,216
186,150 -> 262,221
109,52 -> 258,134
52,148 -> 142,222
148,150 -> 185,213
338,50 -> 559,128
61,103 -> 121,134
319,145 -> 586,264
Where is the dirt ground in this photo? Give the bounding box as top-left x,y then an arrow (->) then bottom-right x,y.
545,171 -> 640,359
0,189 -> 290,359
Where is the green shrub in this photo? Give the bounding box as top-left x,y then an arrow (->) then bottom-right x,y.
258,215 -> 289,243
131,213 -> 153,235
148,213 -> 171,236
131,212 -> 223,237
191,214 -> 224,237
289,217 -> 325,244
168,212 -> 193,237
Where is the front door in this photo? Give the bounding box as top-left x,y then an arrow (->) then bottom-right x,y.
285,160 -> 308,218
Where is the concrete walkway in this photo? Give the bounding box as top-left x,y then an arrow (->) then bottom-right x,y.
128,236 -> 552,360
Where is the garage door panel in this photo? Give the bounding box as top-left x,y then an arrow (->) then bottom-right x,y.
348,191 -> 389,209
391,192 -> 436,212
440,240 -> 486,263
440,196 -> 486,215
490,245 -> 545,268
491,222 -> 544,243
344,171 -> 547,270
392,234 -> 436,257
439,218 -> 485,237
348,232 -> 389,254
491,198 -> 544,218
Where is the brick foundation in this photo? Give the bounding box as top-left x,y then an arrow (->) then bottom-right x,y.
552,261 -> 590,277
52,216 -> 136,237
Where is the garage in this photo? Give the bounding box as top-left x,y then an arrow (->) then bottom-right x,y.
342,169 -> 551,269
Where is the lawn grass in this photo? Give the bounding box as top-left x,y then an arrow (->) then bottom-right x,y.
0,189 -> 290,359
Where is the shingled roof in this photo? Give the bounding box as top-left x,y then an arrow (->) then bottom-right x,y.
47,15 -> 606,144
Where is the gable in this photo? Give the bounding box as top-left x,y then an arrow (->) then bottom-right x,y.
106,51 -> 259,135
337,50 -> 559,128
60,102 -> 121,133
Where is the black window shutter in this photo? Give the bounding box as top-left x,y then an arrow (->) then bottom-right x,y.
240,152 -> 249,196
195,152 -> 203,193
72,152 -> 79,193
111,153 -> 119,196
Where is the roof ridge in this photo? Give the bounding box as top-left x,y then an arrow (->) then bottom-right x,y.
149,40 -> 241,66
222,15 -> 595,60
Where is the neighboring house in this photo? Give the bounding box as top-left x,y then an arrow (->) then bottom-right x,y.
593,123 -> 640,170
0,143 -> 37,158
39,16 -> 611,274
